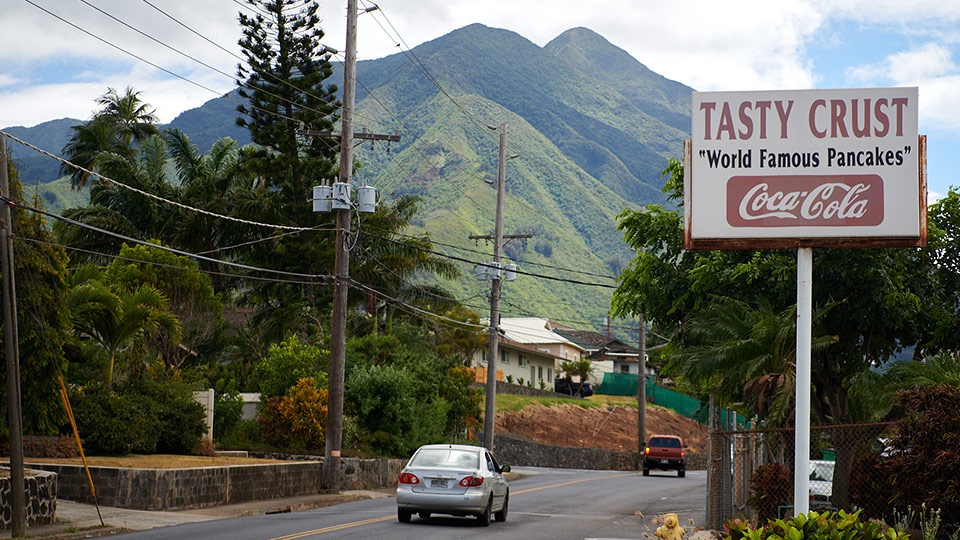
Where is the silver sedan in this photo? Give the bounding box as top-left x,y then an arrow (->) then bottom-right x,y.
396,443 -> 511,526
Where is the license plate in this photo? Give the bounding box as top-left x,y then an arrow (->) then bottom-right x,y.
660,459 -> 669,464
430,478 -> 448,488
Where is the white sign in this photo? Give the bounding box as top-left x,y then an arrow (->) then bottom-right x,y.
687,87 -> 923,248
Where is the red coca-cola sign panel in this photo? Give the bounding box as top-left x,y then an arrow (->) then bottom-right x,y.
726,175 -> 884,227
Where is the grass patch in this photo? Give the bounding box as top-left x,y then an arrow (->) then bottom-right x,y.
492,393 -> 640,412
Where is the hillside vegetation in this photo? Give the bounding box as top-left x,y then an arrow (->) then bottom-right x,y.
4,24 -> 694,334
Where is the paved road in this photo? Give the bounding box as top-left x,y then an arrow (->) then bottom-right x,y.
109,467 -> 707,540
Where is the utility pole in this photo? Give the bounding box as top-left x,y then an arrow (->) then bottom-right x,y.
1,136 -> 26,537
637,313 -> 647,467
473,124 -> 531,451
314,0 -> 399,492
325,0 -> 358,493
482,123 -> 507,452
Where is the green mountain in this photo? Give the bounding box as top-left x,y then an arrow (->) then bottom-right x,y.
345,25 -> 692,331
1,24 -> 693,335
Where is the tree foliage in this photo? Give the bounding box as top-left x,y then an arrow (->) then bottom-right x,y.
0,156 -> 71,435
343,324 -> 476,455
257,377 -> 327,452
254,334 -> 327,400
60,86 -> 160,189
65,264 -> 181,386
103,243 -> 225,371
881,384 -> 960,531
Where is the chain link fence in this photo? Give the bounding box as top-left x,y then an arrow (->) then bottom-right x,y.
706,422 -> 897,529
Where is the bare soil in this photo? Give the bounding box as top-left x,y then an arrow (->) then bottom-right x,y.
5,402 -> 707,469
496,403 -> 708,453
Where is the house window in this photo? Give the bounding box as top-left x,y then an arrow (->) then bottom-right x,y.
481,351 -> 487,364
500,350 -> 509,364
538,366 -> 543,380
620,364 -> 630,373
518,354 -> 528,367
547,368 -> 552,380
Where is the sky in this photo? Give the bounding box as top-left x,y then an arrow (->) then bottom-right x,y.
1,0 -> 959,198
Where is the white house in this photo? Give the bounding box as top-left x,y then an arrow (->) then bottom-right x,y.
472,318 -> 589,387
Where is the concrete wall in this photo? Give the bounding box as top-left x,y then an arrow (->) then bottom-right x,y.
28,457 -> 406,512
0,468 -> 57,530
493,435 -> 707,472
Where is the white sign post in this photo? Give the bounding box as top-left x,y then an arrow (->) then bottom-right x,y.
685,87 -> 924,516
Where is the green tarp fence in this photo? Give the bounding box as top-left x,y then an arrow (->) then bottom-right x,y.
598,372 -> 747,427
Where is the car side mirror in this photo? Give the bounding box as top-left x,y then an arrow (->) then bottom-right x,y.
500,465 -> 511,473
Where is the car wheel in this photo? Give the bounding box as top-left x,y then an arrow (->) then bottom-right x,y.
642,468 -> 649,476
398,509 -> 412,523
678,469 -> 685,478
477,496 -> 492,527
418,511 -> 431,519
494,493 -> 509,522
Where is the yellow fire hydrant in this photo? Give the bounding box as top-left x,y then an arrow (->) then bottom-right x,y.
655,513 -> 686,540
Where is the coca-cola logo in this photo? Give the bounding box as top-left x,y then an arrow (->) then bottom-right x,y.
726,175 -> 884,227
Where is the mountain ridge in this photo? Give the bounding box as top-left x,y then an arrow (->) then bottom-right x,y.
2,23 -> 694,335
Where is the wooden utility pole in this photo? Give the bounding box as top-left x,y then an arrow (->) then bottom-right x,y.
1,136 -> 26,537
315,0 -> 400,492
473,124 -> 532,451
637,313 -> 647,467
481,123 -> 508,452
325,0 -> 358,493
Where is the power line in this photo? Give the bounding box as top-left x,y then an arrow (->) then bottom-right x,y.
0,130 -> 314,232
21,0 -> 334,139
138,0 -> 345,130
2,195 -> 331,281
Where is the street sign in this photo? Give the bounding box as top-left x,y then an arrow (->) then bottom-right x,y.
686,87 -> 925,249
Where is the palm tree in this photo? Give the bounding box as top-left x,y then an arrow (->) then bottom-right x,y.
60,87 -> 160,189
56,134 -> 177,261
671,297 -> 837,428
351,195 -> 461,334
66,265 -> 181,387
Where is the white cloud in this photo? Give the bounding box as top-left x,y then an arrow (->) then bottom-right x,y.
888,44 -> 958,81
0,74 -> 21,88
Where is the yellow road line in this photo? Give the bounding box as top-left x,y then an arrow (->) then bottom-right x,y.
271,472 -> 633,539
270,515 -> 395,539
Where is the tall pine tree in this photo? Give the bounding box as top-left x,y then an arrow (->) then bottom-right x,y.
235,0 -> 341,336
237,0 -> 340,200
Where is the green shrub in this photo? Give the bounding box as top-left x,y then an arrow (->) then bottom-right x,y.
70,385 -> 160,455
135,378 -> 206,454
217,419 -> 264,451
69,377 -> 206,455
213,388 -> 245,440
254,335 -> 327,399
724,509 -> 908,540
346,364 -> 448,456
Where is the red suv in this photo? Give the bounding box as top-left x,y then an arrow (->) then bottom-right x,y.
643,435 -> 686,478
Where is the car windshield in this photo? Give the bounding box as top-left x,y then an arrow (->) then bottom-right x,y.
410,448 -> 480,468
650,437 -> 680,447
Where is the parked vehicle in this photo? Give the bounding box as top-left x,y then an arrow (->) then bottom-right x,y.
809,459 -> 834,506
554,376 -> 594,397
643,435 -> 686,477
396,444 -> 511,526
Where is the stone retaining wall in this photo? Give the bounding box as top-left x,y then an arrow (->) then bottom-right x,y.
28,457 -> 405,512
0,468 -> 57,530
493,435 -> 707,471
